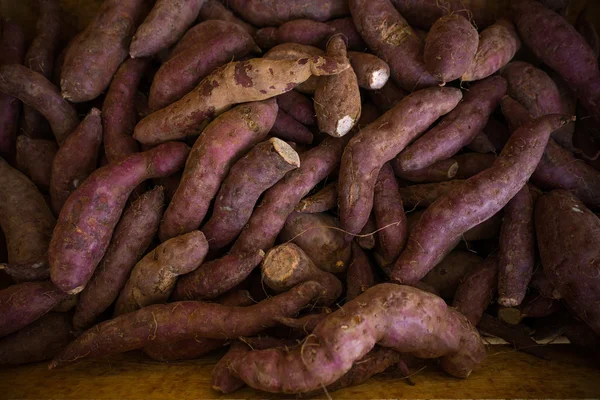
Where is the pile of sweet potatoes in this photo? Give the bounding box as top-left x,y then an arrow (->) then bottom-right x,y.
0,0 -> 599,395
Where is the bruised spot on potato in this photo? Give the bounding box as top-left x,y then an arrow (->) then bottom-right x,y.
234,62 -> 253,87
199,79 -> 219,96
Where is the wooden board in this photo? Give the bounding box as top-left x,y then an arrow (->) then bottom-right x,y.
0,346 -> 598,399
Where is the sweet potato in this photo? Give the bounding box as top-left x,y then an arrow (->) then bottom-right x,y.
452,256 -> 498,326
0,312 -> 73,365
530,267 -> 561,300
0,158 -> 56,267
0,257 -> 49,283
61,0 -> 147,102
398,180 -> 464,209
295,182 -> 337,213
424,14 -> 479,84
396,76 -> 506,172
134,55 -> 348,145
339,86 -> 462,235
49,108 -> 102,215
535,190 -> 600,334
255,20 -> 336,50
49,142 -> 189,294
261,243 -> 342,306
406,209 -> 500,243
15,136 -> 57,191
454,153 -> 496,179
368,80 -> 408,113
49,281 -> 326,368
159,101 -> 276,242
276,312 -> 330,334
349,0 -> 439,91
462,19 -> 521,82
234,284 -> 486,393
0,19 -> 25,160
346,242 -> 376,301
276,90 -> 316,126
270,109 -> 314,145
467,132 -> 497,154
225,0 -> 349,26
149,21 -> 259,111
520,294 -> 562,319
198,0 -> 256,36
389,114 -> 573,284
102,57 -> 149,163
263,43 -> 325,94
314,35 -> 361,137
348,51 -> 390,90
0,281 -> 67,338
326,17 -> 367,51
22,0 -> 61,138
130,0 -> 205,58
357,213 -> 377,250
114,231 -> 208,315
73,186 -> 164,330
278,212 -> 351,273
482,118 -> 511,152
0,64 -> 78,146
202,138 -> 299,250
394,158 -> 458,183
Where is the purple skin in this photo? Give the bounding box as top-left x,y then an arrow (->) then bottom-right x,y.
270,109 -> 314,144
295,182 -> 337,213
452,256 -> 498,326
346,242 -> 376,301
368,80 -> 408,113
349,0 -> 439,92
389,114 -> 574,284
468,132 -> 498,154
454,153 -> 496,180
49,142 -> 190,294
326,17 -> 367,51
225,0 -> 349,26
276,91 -> 316,126
389,0 -> 497,30
394,158 -> 459,183
338,86 -> 462,236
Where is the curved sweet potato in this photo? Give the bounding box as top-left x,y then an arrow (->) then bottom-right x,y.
399,180 -> 465,208
263,43 -> 325,95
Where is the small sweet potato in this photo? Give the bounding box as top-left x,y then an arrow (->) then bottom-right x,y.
49,108 -> 102,215
15,136 -> 58,191
346,242 -> 376,301
61,0 -> 148,102
276,90 -> 316,126
225,0 -> 349,26
348,51 -> 390,90
198,0 -> 256,36
424,14 -> 479,84
453,256 -> 498,326
454,153 -> 496,179
398,180 -> 465,208
368,80 -> 408,113
295,182 -> 337,213
535,190 -> 600,334
49,142 -> 190,294
421,251 -> 483,301
270,109 -> 314,145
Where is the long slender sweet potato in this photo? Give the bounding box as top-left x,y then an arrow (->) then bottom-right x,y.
0,281 -> 67,338
396,76 -> 506,172
73,186 -> 164,330
295,182 -> 337,213
276,90 -> 316,126
454,153 -> 496,179
234,284 -> 485,393
424,14 -> 478,84
462,19 -> 521,82
421,251 -> 483,301
339,86 -> 462,235
102,57 -> 149,163
389,114 -> 573,284
535,190 -> 600,334
278,212 -> 351,273
348,51 -> 390,90
0,312 -> 73,365
61,0 -> 147,102
134,55 -> 348,145
50,281 -> 325,368
349,0 -> 439,91
15,136 -> 57,191
198,0 -> 256,36
149,21 -> 258,111
262,243 -> 342,306
453,256 -> 498,326
225,0 -> 349,26
269,109 -> 314,145
0,64 -> 78,146
394,158 -> 458,183
49,108 -> 102,215
49,142 -> 190,294
346,242 -> 376,301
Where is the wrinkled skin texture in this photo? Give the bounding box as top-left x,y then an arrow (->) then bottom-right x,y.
422,251 -> 483,300
0,64 -> 78,145
49,281 -> 326,368
235,284 -> 485,393
49,142 -> 190,294
225,0 -> 349,26
338,86 -> 462,235
452,257 -> 498,326
74,187 -> 164,330
15,136 -> 57,191
390,114 -> 573,284
159,100 -> 277,242
535,190 -> 600,335
295,182 -> 337,213
198,0 -> 256,36
346,242 -> 376,301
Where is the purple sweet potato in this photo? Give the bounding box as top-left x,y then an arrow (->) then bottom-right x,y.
279,212 -> 351,273
130,0 -> 206,58
349,0 -> 439,91
326,17 -> 367,51
453,256 -> 498,326
159,100 -> 277,241
212,341 -> 253,394
454,153 -> 496,179
368,80 -> 408,113
422,251 -> 483,301
49,142 -> 190,294
576,7 -> 600,59
276,90 -> 316,126
390,114 -> 574,284
0,64 -> 78,146
49,108 -> 103,215
0,281 -> 67,338
61,0 -> 147,102
102,57 -> 149,163
276,312 -> 330,334
498,185 -> 535,307
149,20 -> 259,111
234,284 -> 486,393
396,76 -> 506,172
0,312 -> 73,365
346,242 -> 376,301
295,182 -> 337,213
406,209 -> 501,242
535,190 -> 600,334
389,0 -> 499,30
0,158 -> 56,267
202,138 -> 299,251
49,281 -> 326,368
462,19 -> 521,82
255,20 -> 336,49
339,86 -> 462,235
270,109 -> 314,145
225,0 -> 349,26
73,186 -> 164,330
424,14 -> 479,84
15,136 -> 58,191
348,51 -> 390,90
198,0 -> 256,36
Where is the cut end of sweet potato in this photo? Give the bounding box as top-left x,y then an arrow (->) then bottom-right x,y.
498,306 -> 523,325
269,137 -> 300,167
262,244 -> 302,287
334,115 -> 356,137
370,69 -> 390,90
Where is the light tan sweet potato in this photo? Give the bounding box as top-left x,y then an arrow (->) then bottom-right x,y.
394,158 -> 458,183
